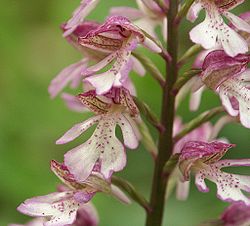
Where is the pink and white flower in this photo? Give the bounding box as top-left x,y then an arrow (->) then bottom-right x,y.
172,116 -> 230,200
188,0 -> 250,56
110,0 -> 168,40
56,88 -> 141,182
63,0 -> 100,37
179,141 -> 250,205
49,18 -> 146,101
17,191 -> 96,226
12,204 -> 98,226
79,16 -> 160,95
16,159 -> 130,226
200,50 -> 250,128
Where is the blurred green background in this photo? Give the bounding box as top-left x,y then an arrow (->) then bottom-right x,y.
1,0 -> 250,225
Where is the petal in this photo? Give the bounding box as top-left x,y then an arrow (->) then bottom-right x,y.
217,0 -> 244,11
98,118 -> 127,178
225,12 -> 250,33
131,55 -> 146,76
50,160 -> 75,186
75,203 -> 99,226
48,60 -> 87,98
63,0 -> 100,37
189,12 -> 218,50
209,116 -> 233,140
186,2 -> 202,22
82,53 -> 116,76
214,159 -> 250,168
176,180 -> 190,201
134,17 -> 159,38
73,191 -> 95,204
220,79 -> 250,128
197,165 -> 250,205
221,202 -> 250,226
61,93 -> 89,113
77,91 -> 111,114
162,17 -> 168,42
85,72 -> 117,95
64,141 -> 100,182
219,89 -> 239,117
240,68 -> 250,82
189,86 -> 205,111
109,7 -> 144,20
17,192 -> 80,226
56,116 -> 101,144
110,185 -> 131,204
117,87 -> 139,116
195,171 -> 210,192
10,218 -> 45,226
85,49 -> 131,95
175,77 -> 196,109
142,37 -> 162,53
122,76 -> 137,96
117,114 -> 140,149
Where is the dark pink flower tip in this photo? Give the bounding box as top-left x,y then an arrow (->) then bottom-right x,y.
202,50 -> 250,71
74,204 -> 99,226
239,12 -> 250,22
180,141 -> 235,162
61,21 -> 100,38
221,202 -> 250,225
201,50 -> 250,89
50,160 -> 76,183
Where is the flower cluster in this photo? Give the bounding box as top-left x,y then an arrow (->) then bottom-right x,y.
12,0 -> 250,225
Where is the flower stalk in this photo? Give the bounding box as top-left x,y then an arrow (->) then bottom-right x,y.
173,107 -> 224,143
132,51 -> 165,87
146,1 -> 179,225
112,176 -> 151,213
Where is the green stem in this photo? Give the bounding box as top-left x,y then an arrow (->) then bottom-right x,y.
175,0 -> 196,24
133,96 -> 164,132
112,176 -> 151,212
145,1 -> 179,225
172,68 -> 201,95
178,44 -> 202,67
173,107 -> 224,143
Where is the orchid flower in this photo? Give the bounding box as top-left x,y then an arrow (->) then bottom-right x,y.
17,190 -> 91,226
17,159 -> 130,226
171,116 -> 230,200
79,15 -> 161,95
11,204 -> 98,226
179,141 -> 250,205
187,0 -> 250,56
56,88 -> 141,182
49,19 -> 146,100
200,50 -> 250,128
110,0 -> 168,40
